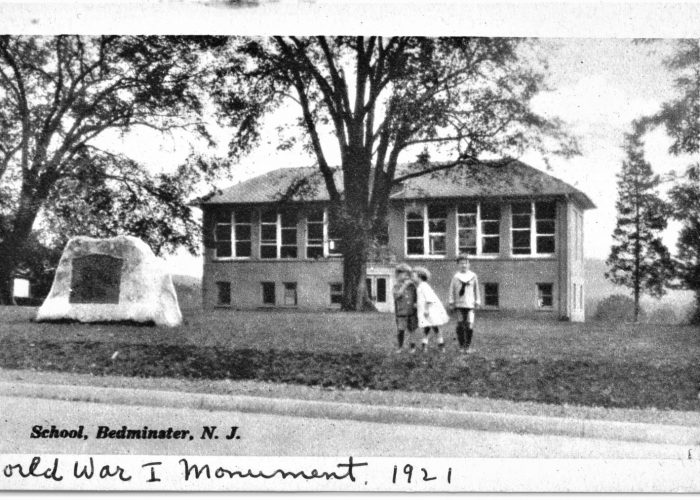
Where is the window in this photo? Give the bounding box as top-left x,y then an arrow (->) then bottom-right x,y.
260,208 -> 298,259
283,282 -> 297,306
306,208 -> 342,258
427,205 -> 447,255
306,209 -> 325,259
537,283 -> 553,308
535,202 -> 556,254
512,201 -> 557,256
405,204 -> 447,256
214,211 -> 232,258
457,203 -> 477,255
330,283 -> 343,305
260,209 -> 278,259
511,202 -> 532,255
234,208 -> 252,258
405,205 -> 424,255
579,284 -> 583,311
280,209 -> 298,258
216,281 -> 231,306
261,282 -> 275,305
481,203 -> 501,254
484,283 -> 499,308
457,202 -> 500,256
376,277 -> 387,303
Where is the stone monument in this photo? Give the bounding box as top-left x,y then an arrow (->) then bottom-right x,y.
36,235 -> 182,327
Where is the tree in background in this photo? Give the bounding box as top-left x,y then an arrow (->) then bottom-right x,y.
635,39 -> 700,323
667,165 -> 700,323
605,131 -> 674,322
0,36 -> 225,304
213,36 -> 578,310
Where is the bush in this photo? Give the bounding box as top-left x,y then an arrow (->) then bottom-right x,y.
645,305 -> 678,325
594,294 -> 646,323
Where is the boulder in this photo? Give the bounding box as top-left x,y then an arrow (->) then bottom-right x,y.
36,235 -> 182,327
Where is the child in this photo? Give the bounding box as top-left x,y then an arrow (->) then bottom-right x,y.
413,266 -> 449,353
448,255 -> 480,353
392,263 -> 418,353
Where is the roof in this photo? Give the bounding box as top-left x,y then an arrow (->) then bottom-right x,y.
198,159 -> 596,210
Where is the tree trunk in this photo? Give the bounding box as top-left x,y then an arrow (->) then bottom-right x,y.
341,227 -> 375,311
0,244 -> 16,305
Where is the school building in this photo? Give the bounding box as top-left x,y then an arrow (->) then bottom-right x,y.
198,160 -> 595,321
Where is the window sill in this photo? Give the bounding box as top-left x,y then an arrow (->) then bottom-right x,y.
510,254 -> 556,260
406,254 -> 448,259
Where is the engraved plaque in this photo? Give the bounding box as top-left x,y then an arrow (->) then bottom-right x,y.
69,254 -> 123,304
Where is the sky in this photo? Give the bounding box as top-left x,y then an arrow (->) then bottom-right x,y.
97,38 -> 692,277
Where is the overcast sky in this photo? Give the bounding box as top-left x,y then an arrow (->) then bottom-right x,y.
97,38 -> 691,277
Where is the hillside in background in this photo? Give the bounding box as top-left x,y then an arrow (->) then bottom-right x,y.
585,258 -> 694,323
172,274 -> 202,310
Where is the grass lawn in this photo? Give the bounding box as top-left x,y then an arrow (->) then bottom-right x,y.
1,306 -> 699,411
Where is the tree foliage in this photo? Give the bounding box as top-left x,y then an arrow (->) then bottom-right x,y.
0,35 -> 223,303
212,36 -> 578,310
636,39 -> 700,322
605,132 -> 674,321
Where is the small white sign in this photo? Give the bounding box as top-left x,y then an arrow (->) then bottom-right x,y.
13,279 -> 29,298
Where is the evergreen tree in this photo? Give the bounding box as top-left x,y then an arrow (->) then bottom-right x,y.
605,132 -> 674,322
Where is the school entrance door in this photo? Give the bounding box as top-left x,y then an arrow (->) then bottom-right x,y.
365,267 -> 394,313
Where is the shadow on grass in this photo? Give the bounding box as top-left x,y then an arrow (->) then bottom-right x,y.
2,338 -> 699,412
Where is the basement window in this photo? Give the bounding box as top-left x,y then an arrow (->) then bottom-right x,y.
283,282 -> 298,306
261,282 -> 275,305
537,283 -> 554,309
216,281 -> 231,306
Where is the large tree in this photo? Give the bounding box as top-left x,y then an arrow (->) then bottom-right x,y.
0,36 -> 220,304
213,36 -> 577,310
605,131 -> 674,322
636,39 -> 700,322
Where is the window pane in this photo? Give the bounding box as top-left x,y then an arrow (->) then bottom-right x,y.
458,214 -> 477,228
458,229 -> 477,248
262,282 -> 275,304
428,205 -> 448,219
283,282 -> 297,306
481,203 -> 501,220
216,282 -> 231,305
458,202 -> 477,215
482,236 -> 500,254
376,278 -> 387,303
235,242 -> 251,257
538,283 -> 553,308
536,220 -> 555,234
214,210 -> 231,224
280,246 -> 297,258
536,236 -> 555,254
307,246 -> 324,259
261,225 -> 276,240
215,224 -> 231,241
307,208 -> 324,223
406,220 -> 424,237
261,209 -> 277,223
428,219 -> 446,233
407,239 -> 424,255
281,209 -> 297,227
512,230 -> 530,248
260,245 -> 277,259
512,202 -> 531,215
406,207 -> 423,220
235,224 -> 251,241
365,278 -> 373,300
512,214 -> 531,229
429,234 -> 446,255
482,221 -> 499,235
216,242 -> 231,258
307,223 -> 323,240
535,201 -> 556,219
235,207 -> 253,223
281,228 -> 296,245
484,283 -> 499,307
330,282 -> 343,304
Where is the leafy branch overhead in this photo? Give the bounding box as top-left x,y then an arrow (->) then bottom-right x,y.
212,36 -> 580,310
0,36 -> 226,304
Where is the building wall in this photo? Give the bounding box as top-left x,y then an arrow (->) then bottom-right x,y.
202,197 -> 587,320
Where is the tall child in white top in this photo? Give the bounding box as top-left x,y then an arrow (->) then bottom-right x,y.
412,266 -> 450,353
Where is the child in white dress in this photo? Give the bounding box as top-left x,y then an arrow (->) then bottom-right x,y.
412,266 -> 450,352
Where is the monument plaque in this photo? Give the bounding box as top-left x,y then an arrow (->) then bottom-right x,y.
69,254 -> 123,304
